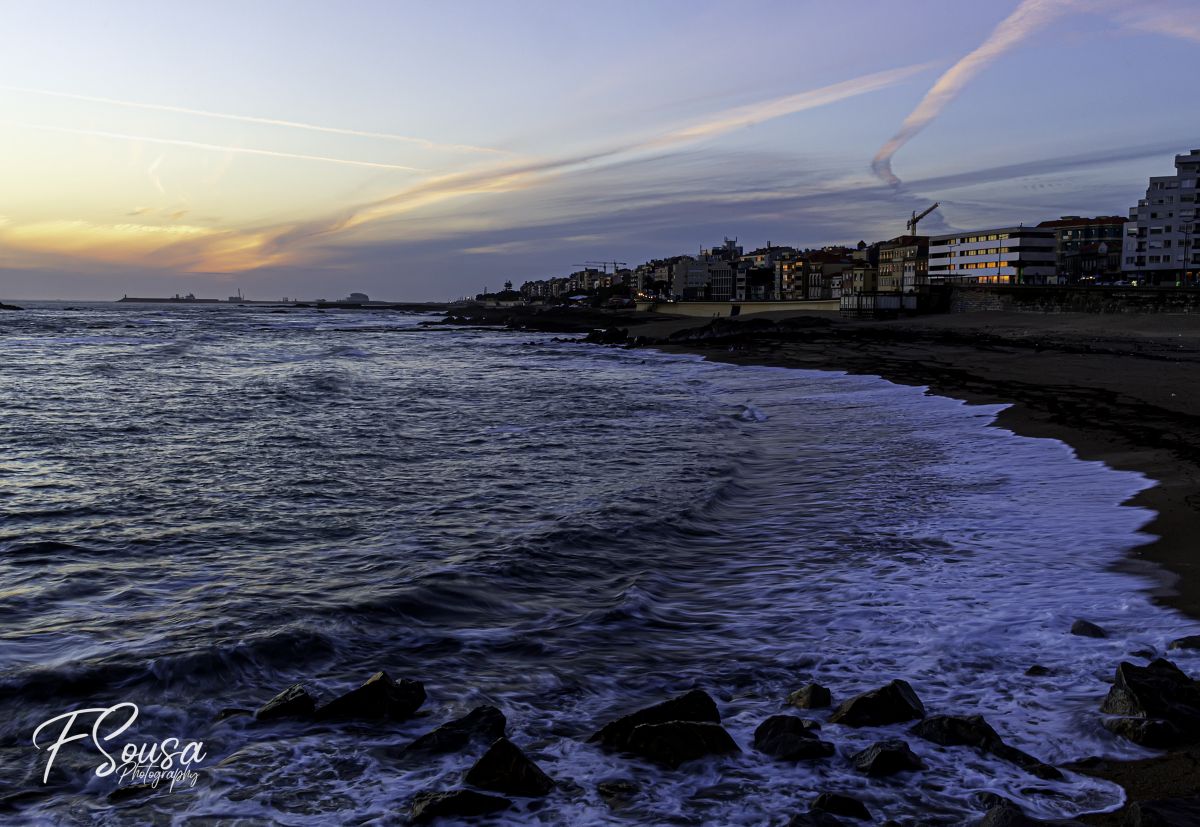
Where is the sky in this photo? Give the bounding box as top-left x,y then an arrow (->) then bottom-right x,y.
1,0 -> 1198,301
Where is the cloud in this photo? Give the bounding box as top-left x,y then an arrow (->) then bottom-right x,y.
0,84 -> 506,156
2,120 -> 428,173
255,63 -> 930,256
872,0 -> 1073,187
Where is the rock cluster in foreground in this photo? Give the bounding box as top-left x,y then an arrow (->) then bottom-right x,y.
222,651 -> 1200,824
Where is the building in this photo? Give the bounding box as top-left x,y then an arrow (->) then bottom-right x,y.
1122,149 -> 1200,285
1037,216 -> 1126,283
928,226 -> 1056,285
877,235 -> 928,293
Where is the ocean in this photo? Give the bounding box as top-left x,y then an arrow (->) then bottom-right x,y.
1,302 -> 1197,824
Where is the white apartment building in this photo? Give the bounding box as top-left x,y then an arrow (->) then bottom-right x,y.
1122,148 -> 1200,284
927,226 -> 1056,285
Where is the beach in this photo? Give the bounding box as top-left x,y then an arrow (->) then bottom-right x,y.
586,307 -> 1200,821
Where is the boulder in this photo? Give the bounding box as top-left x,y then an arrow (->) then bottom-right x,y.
315,671 -> 425,722
977,800 -> 1086,826
1071,619 -> 1108,638
623,721 -> 739,768
829,679 -> 925,727
464,737 -> 555,797
788,683 -> 832,709
596,779 -> 639,811
1100,659 -> 1200,741
1168,635 -> 1200,652
811,792 -> 871,821
403,705 -> 506,755
1103,716 -> 1189,749
1025,665 -> 1052,677
408,789 -> 511,823
787,813 -> 846,826
910,715 -> 1061,780
850,739 -> 924,777
754,715 -> 834,761
255,684 -> 315,721
589,689 -> 720,750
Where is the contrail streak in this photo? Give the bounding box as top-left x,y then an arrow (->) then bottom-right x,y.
871,0 -> 1072,186
1,120 -> 426,172
0,84 -> 506,155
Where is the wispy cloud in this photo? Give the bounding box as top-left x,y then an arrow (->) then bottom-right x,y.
0,84 -> 507,155
872,0 -> 1072,186
1,120 -> 427,173
257,64 -> 930,255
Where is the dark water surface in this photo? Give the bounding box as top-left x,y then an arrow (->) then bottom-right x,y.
1,302 -> 1198,824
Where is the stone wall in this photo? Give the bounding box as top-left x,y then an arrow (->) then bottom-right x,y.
949,286 -> 1200,315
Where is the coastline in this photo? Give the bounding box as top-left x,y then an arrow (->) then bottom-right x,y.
629,310 -> 1200,823
460,305 -> 1200,821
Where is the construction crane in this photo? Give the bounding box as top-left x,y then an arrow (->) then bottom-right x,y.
906,203 -> 939,234
576,260 -> 628,274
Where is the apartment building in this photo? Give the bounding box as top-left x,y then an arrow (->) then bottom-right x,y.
928,226 -> 1056,285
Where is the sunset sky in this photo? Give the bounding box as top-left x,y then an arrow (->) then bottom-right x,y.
2,0 -> 1198,300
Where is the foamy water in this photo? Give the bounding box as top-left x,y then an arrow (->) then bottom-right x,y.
1,302 -> 1198,824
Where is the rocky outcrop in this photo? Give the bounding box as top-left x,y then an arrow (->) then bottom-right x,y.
1101,659 -> 1200,746
850,739 -> 924,777
464,737 -> 555,797
623,721 -> 740,768
829,679 -> 925,727
1070,619 -> 1107,638
408,789 -> 511,823
315,672 -> 425,722
255,684 -> 315,721
911,714 -> 1062,780
402,705 -> 506,755
589,689 -> 720,750
788,683 -> 832,709
1103,716 -> 1188,749
753,715 -> 834,761
1168,635 -> 1200,652
810,792 -> 872,821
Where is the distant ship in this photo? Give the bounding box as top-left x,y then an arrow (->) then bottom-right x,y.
117,293 -> 222,304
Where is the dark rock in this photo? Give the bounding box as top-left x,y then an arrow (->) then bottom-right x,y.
464,737 -> 555,797
1126,796 -> 1200,826
1071,619 -> 1108,638
1169,635 -> 1200,651
787,813 -> 846,826
788,683 -> 832,709
214,707 -> 253,722
255,684 -> 316,721
829,679 -> 925,727
811,792 -> 871,821
1025,665 -> 1052,677
911,714 -> 1061,780
754,715 -> 833,761
403,705 -> 506,755
314,671 -> 425,722
0,303 -> 23,311
584,327 -> 629,345
850,739 -> 924,777
590,689 -> 720,750
1103,716 -> 1189,749
1100,659 -> 1200,740
623,721 -> 740,768
596,779 -> 639,811
408,789 -> 511,823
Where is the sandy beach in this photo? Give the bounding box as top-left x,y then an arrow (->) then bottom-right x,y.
614,308 -> 1200,822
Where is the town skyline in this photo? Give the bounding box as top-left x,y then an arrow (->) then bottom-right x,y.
2,0 -> 1199,301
